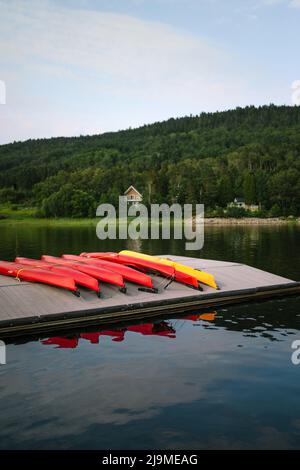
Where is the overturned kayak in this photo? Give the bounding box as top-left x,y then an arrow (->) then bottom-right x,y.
80,252 -> 201,290
62,254 -> 155,291
15,257 -> 101,296
0,261 -> 78,294
1,252 -> 299,338
120,250 -> 218,289
41,255 -> 126,292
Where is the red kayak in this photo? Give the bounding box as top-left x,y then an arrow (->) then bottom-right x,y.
0,261 -> 78,294
41,255 -> 126,292
62,254 -> 154,289
81,252 -> 174,276
15,257 -> 100,296
80,252 -> 200,290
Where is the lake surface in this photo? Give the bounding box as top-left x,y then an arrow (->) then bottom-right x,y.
0,223 -> 299,449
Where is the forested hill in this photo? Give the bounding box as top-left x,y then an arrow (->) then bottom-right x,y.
1,104 -> 300,217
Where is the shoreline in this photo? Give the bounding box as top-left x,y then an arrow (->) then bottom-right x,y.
0,216 -> 299,226
201,217 -> 300,225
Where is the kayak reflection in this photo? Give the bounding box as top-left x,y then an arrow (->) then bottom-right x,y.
42,336 -> 79,349
81,330 -> 125,343
184,313 -> 216,322
41,312 -> 216,349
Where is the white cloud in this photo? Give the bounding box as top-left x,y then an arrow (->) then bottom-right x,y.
0,0 -> 262,142
264,0 -> 284,5
291,80 -> 300,105
0,0 -> 221,85
0,80 -> 6,105
265,0 -> 300,6
291,80 -> 300,89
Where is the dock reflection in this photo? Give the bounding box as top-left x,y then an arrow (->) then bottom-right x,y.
5,298 -> 298,348
40,313 -> 217,349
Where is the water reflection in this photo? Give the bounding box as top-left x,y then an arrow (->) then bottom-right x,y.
1,224 -> 299,280
7,301 -> 298,350
1,298 -> 300,450
41,322 -> 177,349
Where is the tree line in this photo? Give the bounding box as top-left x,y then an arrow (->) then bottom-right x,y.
0,104 -> 300,217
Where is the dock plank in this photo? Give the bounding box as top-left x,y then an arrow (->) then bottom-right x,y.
0,255 -> 299,336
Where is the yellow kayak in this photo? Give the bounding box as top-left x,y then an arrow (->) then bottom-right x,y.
119,250 -> 219,289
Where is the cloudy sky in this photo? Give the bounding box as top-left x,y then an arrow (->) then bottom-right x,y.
0,0 -> 299,144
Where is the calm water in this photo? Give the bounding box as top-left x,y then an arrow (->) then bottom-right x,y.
0,223 -> 300,449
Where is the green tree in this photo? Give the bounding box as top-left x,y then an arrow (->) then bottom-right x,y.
218,175 -> 233,206
243,172 -> 256,204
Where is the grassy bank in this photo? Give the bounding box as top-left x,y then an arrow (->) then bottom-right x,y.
0,204 -> 299,226
0,204 -> 97,225
0,205 -> 37,219
0,217 -> 99,226
0,206 -> 152,226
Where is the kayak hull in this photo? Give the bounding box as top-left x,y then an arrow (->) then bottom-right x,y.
41,256 -> 126,290
81,252 -> 174,277
80,252 -> 200,290
0,261 -> 78,293
15,258 -> 100,294
63,254 -> 154,289
120,250 -> 218,289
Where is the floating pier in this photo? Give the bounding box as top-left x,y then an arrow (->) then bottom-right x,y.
0,255 -> 299,337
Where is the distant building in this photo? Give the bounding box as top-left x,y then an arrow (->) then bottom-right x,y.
228,197 -> 259,212
123,186 -> 143,206
231,197 -> 246,209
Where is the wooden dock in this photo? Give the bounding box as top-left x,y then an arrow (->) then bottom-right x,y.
0,255 -> 299,337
